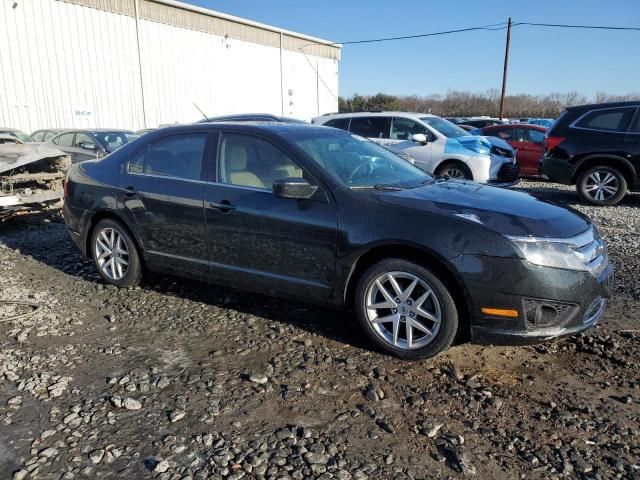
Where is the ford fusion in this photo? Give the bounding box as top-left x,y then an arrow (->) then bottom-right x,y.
63,124 -> 613,359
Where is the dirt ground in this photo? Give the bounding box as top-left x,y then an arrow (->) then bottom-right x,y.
0,180 -> 639,480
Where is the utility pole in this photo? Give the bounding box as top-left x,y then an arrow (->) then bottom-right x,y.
498,17 -> 512,120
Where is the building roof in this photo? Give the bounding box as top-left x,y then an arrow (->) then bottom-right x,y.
60,0 -> 342,60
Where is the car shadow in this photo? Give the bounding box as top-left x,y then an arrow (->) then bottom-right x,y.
0,215 -> 372,354
515,180 -> 640,208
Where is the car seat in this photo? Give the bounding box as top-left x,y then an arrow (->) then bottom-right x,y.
224,144 -> 265,188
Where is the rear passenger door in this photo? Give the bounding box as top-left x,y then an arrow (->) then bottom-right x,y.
348,117 -> 391,145
118,131 -> 212,274
203,131 -> 337,299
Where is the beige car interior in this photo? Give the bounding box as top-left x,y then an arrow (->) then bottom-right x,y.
220,137 -> 303,190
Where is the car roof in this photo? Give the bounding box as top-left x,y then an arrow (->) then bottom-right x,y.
316,111 -> 436,120
150,122 -> 337,136
484,123 -> 547,131
566,100 -> 640,112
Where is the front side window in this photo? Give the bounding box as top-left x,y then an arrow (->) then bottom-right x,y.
528,129 -> 545,143
92,131 -> 138,151
144,133 -> 206,180
53,132 -> 74,147
74,132 -> 94,147
575,107 -> 636,132
390,118 -> 429,140
348,117 -> 391,139
32,131 -> 44,142
292,129 -> 432,188
218,134 -> 304,190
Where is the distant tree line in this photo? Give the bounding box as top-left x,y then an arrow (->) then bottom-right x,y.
338,90 -> 640,118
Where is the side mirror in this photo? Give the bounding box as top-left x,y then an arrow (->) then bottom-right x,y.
411,133 -> 428,145
78,141 -> 97,151
273,177 -> 317,200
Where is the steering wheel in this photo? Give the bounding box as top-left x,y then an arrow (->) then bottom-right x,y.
347,161 -> 374,183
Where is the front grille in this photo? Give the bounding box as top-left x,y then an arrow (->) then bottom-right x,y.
523,298 -> 579,329
496,163 -> 520,182
491,145 -> 514,158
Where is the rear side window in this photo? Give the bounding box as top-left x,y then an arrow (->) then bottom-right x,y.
629,110 -> 640,133
528,129 -> 545,143
53,132 -> 74,147
574,107 -> 636,132
144,134 -> 207,180
324,118 -> 349,130
349,117 -> 391,139
489,127 -> 513,141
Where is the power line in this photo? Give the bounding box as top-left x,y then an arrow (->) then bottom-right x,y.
514,22 -> 640,31
334,22 -> 508,45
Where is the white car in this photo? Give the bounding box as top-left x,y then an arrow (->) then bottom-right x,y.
312,112 -> 519,185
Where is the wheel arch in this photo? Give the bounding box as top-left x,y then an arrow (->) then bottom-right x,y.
572,155 -> 636,186
343,243 -> 472,341
434,159 -> 474,180
85,210 -> 145,264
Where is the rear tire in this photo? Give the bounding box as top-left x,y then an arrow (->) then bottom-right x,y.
577,165 -> 627,206
90,218 -> 142,288
436,161 -> 473,181
354,258 -> 458,360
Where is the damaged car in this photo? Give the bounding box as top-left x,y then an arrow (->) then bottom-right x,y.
0,135 -> 70,221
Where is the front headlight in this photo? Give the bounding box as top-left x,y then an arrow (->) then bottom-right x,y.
508,239 -> 586,271
507,226 -> 607,274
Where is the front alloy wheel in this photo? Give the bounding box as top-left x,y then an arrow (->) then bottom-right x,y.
577,166 -> 627,206
355,259 -> 458,359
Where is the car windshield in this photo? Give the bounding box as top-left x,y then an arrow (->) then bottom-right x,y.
1,130 -> 34,142
419,117 -> 469,138
291,129 -> 433,188
91,131 -> 138,151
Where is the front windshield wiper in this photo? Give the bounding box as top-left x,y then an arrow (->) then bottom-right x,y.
350,184 -> 404,191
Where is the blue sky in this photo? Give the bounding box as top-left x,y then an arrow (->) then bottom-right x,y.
188,0 -> 640,98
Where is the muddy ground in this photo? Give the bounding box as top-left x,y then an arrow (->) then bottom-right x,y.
0,180 -> 639,480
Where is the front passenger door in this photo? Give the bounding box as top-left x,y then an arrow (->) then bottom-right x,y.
204,132 -> 338,299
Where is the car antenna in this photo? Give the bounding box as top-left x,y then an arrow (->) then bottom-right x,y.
193,102 -> 208,120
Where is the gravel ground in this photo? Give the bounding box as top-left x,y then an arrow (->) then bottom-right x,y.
0,180 -> 639,480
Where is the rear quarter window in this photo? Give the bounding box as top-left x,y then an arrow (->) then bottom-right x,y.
348,117 -> 391,139
324,118 -> 350,130
574,107 -> 636,132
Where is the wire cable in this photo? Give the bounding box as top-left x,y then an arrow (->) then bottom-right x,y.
514,22 -> 640,31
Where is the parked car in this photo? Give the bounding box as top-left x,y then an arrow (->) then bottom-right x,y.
542,101 -> 640,205
63,123 -> 612,359
0,128 -> 34,143
458,118 -> 509,128
1,135 -> 70,221
475,124 -> 547,176
527,118 -> 555,128
135,128 -> 156,136
198,113 -> 305,124
31,129 -> 68,142
46,129 -> 138,163
313,112 -> 519,185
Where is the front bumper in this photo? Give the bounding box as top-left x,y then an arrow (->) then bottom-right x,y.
450,254 -> 614,346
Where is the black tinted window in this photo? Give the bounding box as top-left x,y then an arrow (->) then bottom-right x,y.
349,117 -> 391,139
629,110 -> 640,133
145,134 -> 206,180
128,147 -> 146,173
575,107 -> 635,132
324,118 -> 349,130
54,132 -> 74,147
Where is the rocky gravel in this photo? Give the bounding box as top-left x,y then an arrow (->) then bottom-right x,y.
0,180 -> 639,479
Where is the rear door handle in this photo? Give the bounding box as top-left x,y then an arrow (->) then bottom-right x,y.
208,200 -> 236,213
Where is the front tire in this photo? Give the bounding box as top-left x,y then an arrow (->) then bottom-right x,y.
436,161 -> 473,181
90,218 -> 142,288
577,165 -> 627,206
354,259 -> 458,360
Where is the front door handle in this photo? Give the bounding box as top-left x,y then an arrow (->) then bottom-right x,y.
123,186 -> 137,197
208,200 -> 236,213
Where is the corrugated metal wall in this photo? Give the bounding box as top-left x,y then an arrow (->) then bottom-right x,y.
0,0 -> 340,132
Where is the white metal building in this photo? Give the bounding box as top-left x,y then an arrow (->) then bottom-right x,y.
0,0 -> 341,132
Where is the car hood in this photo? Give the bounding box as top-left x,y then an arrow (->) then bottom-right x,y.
377,180 -> 590,238
0,142 -> 68,173
444,135 -> 514,156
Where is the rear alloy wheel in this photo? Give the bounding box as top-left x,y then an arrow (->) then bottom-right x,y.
436,162 -> 473,181
355,259 -> 458,359
91,218 -> 142,287
577,165 -> 627,206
